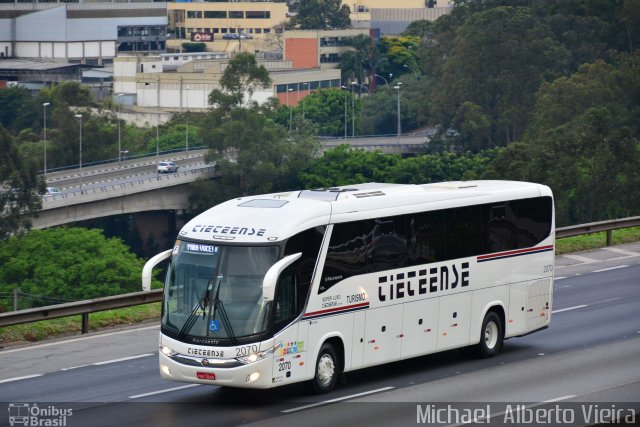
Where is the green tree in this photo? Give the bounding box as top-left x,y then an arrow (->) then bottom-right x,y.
287,88 -> 357,137
0,227 -> 153,309
0,125 -> 44,239
43,81 -> 94,107
487,53 -> 640,225
340,34 -> 387,92
378,35 -> 420,82
289,0 -> 351,30
208,53 -> 271,109
298,145 -> 498,188
0,86 -> 41,134
196,54 -> 318,208
430,6 -> 569,149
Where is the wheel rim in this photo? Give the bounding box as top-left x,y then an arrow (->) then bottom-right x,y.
484,321 -> 499,349
316,353 -> 335,387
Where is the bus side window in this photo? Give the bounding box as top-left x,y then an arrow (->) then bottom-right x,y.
408,210 -> 445,265
445,205 -> 483,260
514,196 -> 552,248
321,222 -> 369,293
284,226 -> 325,300
367,216 -> 408,273
274,269 -> 298,332
486,203 -> 517,252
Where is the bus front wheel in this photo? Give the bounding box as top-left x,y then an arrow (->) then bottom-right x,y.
309,343 -> 339,394
474,311 -> 503,358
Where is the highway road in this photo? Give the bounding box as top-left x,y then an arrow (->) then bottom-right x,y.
43,149 -> 210,195
1,243 -> 639,427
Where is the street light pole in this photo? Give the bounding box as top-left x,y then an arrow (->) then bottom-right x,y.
42,102 -> 50,175
374,74 -> 389,87
302,82 -> 309,120
156,104 -> 160,156
185,87 -> 190,152
351,81 -> 358,138
75,114 -> 83,170
403,64 -> 419,80
117,94 -> 124,163
394,83 -> 402,144
341,85 -> 347,140
287,87 -> 293,132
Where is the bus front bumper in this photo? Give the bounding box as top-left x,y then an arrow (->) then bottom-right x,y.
158,349 -> 274,389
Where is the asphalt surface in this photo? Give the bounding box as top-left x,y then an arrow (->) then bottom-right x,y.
1,242 -> 639,427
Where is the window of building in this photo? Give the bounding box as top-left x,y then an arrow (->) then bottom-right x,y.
255,28 -> 262,34
221,28 -> 228,33
229,11 -> 244,19
204,11 -> 227,19
187,11 -> 202,19
263,28 -> 271,33
246,11 -> 270,19
213,28 -> 220,33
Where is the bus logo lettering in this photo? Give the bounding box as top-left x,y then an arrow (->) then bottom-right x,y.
378,262 -> 469,302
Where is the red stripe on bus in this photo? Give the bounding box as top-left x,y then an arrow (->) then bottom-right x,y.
303,302 -> 369,318
477,245 -> 554,261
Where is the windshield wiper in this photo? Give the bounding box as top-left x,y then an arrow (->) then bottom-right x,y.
210,274 -> 237,345
177,280 -> 211,339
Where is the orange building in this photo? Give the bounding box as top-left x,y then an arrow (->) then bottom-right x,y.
283,29 -> 370,69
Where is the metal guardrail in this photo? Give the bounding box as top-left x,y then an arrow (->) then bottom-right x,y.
0,290 -> 162,332
1,216 -> 639,334
556,216 -> 640,246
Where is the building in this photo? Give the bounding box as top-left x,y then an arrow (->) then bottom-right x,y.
167,1 -> 287,54
113,54 -> 341,111
0,1 -> 168,65
342,0 -> 452,34
283,28 -> 370,69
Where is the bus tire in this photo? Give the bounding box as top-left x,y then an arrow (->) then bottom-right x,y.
309,343 -> 339,394
474,311 -> 503,358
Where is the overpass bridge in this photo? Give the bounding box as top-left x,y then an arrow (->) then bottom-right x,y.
32,134 -> 429,228
33,150 -> 214,229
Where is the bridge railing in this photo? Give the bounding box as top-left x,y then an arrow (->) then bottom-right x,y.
41,165 -> 216,209
1,216 -> 639,333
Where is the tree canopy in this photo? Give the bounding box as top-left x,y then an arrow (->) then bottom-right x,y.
0,227 -> 155,310
0,125 -> 43,239
288,0 -> 351,30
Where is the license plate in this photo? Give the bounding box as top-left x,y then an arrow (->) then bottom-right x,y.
196,372 -> 216,380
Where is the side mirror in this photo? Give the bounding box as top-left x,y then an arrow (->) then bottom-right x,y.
142,249 -> 172,291
262,253 -> 302,302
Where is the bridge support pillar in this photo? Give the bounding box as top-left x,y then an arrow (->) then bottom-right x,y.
133,211 -> 177,255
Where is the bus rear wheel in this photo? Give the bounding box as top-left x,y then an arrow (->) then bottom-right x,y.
309,343 -> 339,394
474,311 -> 503,358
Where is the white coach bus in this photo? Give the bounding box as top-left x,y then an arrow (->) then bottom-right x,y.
142,181 -> 554,393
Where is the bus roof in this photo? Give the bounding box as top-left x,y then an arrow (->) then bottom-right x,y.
180,181 -> 552,244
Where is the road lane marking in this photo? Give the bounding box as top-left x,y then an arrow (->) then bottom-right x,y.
92,353 -> 154,365
552,304 -> 588,314
129,384 -> 201,399
602,247 -> 640,257
0,324 -> 159,354
0,374 -> 43,384
555,276 -> 567,280
282,386 -> 395,413
592,265 -> 629,273
562,254 -> 598,264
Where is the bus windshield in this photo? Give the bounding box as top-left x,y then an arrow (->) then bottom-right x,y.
161,241 -> 279,341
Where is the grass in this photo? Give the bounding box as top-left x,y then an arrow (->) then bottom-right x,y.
0,302 -> 160,345
555,226 -> 640,254
2,227 -> 640,345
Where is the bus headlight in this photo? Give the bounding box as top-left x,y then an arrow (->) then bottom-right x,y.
160,345 -> 177,357
236,346 -> 276,365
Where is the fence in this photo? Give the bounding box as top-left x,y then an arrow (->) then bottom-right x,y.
1,216 -> 639,333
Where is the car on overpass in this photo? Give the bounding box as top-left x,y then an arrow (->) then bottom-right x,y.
157,161 -> 178,174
